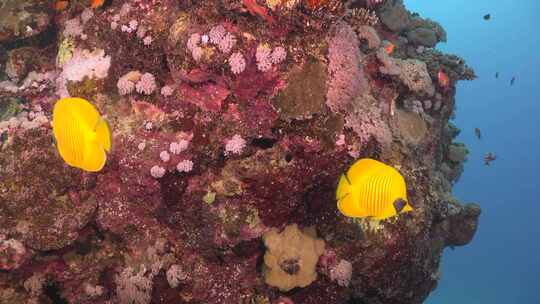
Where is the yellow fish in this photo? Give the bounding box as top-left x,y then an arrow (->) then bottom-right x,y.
336,158 -> 412,220
52,97 -> 111,172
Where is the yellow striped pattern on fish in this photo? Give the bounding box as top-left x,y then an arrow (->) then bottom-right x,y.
336,158 -> 412,220
52,97 -> 111,172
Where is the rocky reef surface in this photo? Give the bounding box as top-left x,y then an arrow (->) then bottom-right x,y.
0,1 -> 480,303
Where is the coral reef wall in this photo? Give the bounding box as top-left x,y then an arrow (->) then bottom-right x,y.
0,0 -> 479,303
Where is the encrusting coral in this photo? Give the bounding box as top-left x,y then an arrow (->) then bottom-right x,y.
263,224 -> 325,292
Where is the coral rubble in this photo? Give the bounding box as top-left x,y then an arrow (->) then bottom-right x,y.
0,0 -> 479,303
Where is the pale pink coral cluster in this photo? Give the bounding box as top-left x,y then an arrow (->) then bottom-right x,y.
117,75 -> 135,95
187,33 -> 203,61
209,25 -> 226,44
225,135 -> 246,155
169,140 -> 189,154
208,25 -> 236,53
109,9 -> 153,46
228,52 -> 246,74
160,85 -> 174,97
135,73 -> 157,95
149,139 -> 193,178
150,165 -> 166,178
159,151 -> 170,162
256,44 -> 287,72
217,32 -> 236,53
176,160 -> 194,173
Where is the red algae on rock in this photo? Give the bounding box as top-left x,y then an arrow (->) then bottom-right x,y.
0,0 -> 479,303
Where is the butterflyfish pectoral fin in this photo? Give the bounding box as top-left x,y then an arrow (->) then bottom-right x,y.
94,118 -> 112,152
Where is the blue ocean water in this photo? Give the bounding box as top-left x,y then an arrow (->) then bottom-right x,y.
404,1 -> 540,303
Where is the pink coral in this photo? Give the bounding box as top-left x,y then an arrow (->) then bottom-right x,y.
176,160 -> 194,173
270,46 -> 287,64
169,140 -> 189,154
209,25 -> 226,44
191,46 -> 203,61
225,135 -> 246,155
150,165 -> 166,178
228,52 -> 246,74
117,76 -> 135,95
160,151 -> 170,162
218,32 -> 236,53
187,33 -> 201,51
160,85 -> 174,96
256,44 -> 272,72
143,36 -> 153,46
63,18 -> 83,38
136,72 -> 157,95
326,22 -> 367,112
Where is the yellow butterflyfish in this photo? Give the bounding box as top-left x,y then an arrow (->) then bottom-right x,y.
52,97 -> 111,172
336,158 -> 412,220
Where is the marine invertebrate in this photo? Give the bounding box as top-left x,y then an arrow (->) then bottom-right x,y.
135,72 -> 157,95
150,165 -> 166,178
187,33 -> 201,51
263,224 -> 325,291
209,25 -> 226,44
160,85 -> 174,96
225,134 -> 247,155
271,46 -> 287,64
229,52 -> 246,74
176,159 -> 194,173
160,150 -> 170,162
60,48 -> 111,82
349,8 -> 379,27
117,70 -> 141,95
256,44 -> 273,72
143,36 -> 153,46
218,32 -> 236,53
169,140 -> 189,154
326,22 -> 366,112
63,18 -> 84,38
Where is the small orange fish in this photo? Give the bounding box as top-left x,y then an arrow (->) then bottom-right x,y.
55,1 -> 69,11
385,42 -> 396,55
438,69 -> 450,88
90,0 -> 105,9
